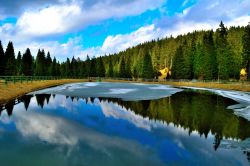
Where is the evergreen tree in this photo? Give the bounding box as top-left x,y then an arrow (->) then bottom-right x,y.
46,52 -> 52,64
216,21 -> 229,80
41,49 -> 46,75
172,45 -> 187,79
65,58 -> 71,77
136,48 -> 145,77
242,22 -> 250,79
90,57 -> 97,77
0,41 -> 4,75
16,51 -> 22,75
181,40 -> 193,79
22,48 -> 33,75
46,52 -> 52,76
141,52 -> 154,78
187,36 -> 196,79
71,56 -> 78,76
202,32 -> 217,80
4,41 -> 16,75
50,57 -> 57,76
96,57 -> 105,77
56,61 -> 61,76
119,56 -> 126,78
193,42 -> 204,79
85,55 -> 91,77
125,56 -> 132,78
35,49 -> 46,76
107,57 -> 114,77
151,43 -> 160,71
79,61 -> 86,77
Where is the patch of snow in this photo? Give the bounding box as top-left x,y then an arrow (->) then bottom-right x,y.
131,83 -> 148,86
148,85 -> 173,90
220,138 -> 250,151
29,82 -> 183,101
84,82 -> 99,87
108,88 -> 137,94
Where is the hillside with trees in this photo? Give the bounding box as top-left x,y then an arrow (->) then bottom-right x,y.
0,21 -> 249,80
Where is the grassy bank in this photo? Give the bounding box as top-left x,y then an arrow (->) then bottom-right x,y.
0,79 -> 87,104
104,79 -> 250,92
163,81 -> 250,92
0,78 -> 249,105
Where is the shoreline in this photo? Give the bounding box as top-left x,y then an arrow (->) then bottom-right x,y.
104,79 -> 250,92
0,79 -> 249,105
0,79 -> 88,105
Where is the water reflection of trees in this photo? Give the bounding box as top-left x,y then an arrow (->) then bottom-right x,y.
0,94 -> 50,115
105,91 -> 250,142
0,95 -> 33,116
35,94 -> 51,108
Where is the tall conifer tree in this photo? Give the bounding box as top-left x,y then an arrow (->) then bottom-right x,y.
0,41 -> 4,75
142,52 -> 154,78
5,41 -> 16,75
242,22 -> 250,79
22,48 -> 33,75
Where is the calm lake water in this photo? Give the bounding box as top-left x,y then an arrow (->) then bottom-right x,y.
0,82 -> 249,166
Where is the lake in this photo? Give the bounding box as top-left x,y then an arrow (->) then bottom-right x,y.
0,82 -> 249,166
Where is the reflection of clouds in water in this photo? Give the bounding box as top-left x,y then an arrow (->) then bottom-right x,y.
14,112 -> 78,146
12,110 -> 159,161
0,111 -> 13,124
14,112 -> 152,151
98,99 -> 204,138
99,99 -> 151,131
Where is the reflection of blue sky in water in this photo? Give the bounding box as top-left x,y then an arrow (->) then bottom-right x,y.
0,94 -> 249,166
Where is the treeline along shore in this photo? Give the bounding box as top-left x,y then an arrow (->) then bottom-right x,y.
0,21 -> 250,81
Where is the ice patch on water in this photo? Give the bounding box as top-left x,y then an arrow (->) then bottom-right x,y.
148,85 -> 173,90
220,138 -> 250,151
30,82 -> 183,101
131,83 -> 148,86
108,88 -> 137,94
84,82 -> 99,87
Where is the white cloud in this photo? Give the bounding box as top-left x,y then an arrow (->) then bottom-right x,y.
226,15 -> 250,27
182,0 -> 190,7
17,4 -> 81,36
83,22 -> 212,56
183,0 -> 250,22
15,36 -> 85,61
101,24 -> 161,54
15,0 -> 164,37
78,46 -> 104,59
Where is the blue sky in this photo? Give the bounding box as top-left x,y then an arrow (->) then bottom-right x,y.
0,0 -> 249,61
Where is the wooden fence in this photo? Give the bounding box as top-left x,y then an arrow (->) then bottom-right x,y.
0,76 -> 249,85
